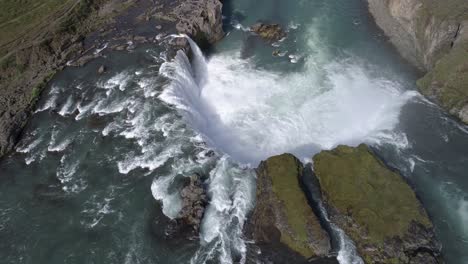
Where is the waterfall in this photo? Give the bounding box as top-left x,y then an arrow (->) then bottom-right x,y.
158,34 -> 410,264
159,35 -> 256,264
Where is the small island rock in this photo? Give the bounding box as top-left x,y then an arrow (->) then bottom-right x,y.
312,144 -> 442,263
250,23 -> 286,42
247,154 -> 333,263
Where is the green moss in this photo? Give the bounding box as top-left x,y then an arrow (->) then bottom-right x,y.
30,71 -> 56,104
313,144 -> 431,247
263,154 -> 315,257
418,44 -> 468,111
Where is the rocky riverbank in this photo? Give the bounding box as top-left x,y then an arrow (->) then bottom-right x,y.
0,0 -> 224,159
247,145 -> 441,263
366,0 -> 468,124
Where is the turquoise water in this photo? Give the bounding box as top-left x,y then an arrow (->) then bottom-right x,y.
1,0 -> 468,263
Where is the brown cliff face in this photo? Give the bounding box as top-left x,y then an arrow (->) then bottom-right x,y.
367,0 -> 467,71
367,0 -> 468,124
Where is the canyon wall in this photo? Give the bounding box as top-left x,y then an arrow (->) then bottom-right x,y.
367,0 -> 468,123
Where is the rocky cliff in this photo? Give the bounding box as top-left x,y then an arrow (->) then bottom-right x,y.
0,0 -> 224,159
313,144 -> 441,263
367,0 -> 468,123
246,154 -> 334,263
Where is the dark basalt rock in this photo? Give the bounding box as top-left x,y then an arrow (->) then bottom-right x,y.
250,22 -> 286,42
153,174 -> 207,243
176,174 -> 207,232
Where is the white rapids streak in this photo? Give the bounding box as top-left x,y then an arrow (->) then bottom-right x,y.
191,157 -> 255,264
159,33 -> 415,263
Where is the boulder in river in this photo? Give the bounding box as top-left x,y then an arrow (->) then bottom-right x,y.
312,144 -> 442,263
97,65 -> 106,74
247,154 -> 333,263
156,174 -> 207,241
250,22 -> 287,42
176,174 -> 207,232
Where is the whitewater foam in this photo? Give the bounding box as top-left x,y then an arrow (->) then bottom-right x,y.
191,156 -> 255,264
48,128 -> 73,152
160,39 -> 414,165
35,85 -> 61,113
58,95 -> 78,116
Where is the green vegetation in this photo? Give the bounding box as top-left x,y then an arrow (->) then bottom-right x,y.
412,0 -> 468,124
0,0 -> 116,59
0,0 -> 71,55
263,154 -> 320,257
418,43 -> 468,113
313,145 -> 432,248
30,70 -> 56,104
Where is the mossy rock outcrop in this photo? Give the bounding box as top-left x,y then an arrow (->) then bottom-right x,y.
313,144 -> 441,263
247,154 -> 333,263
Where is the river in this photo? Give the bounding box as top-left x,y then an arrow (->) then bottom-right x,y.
1,0 -> 467,263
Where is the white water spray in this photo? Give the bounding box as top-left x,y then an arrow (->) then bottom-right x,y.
160,35 -> 415,166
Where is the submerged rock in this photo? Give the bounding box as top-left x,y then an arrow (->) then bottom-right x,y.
97,65 -> 106,74
250,23 -> 286,42
312,144 -> 442,263
156,174 -> 207,242
247,154 -> 333,263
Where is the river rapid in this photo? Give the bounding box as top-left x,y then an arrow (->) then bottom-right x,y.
1,0 -> 468,263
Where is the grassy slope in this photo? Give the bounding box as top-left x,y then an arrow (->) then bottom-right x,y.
0,0 -> 74,57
